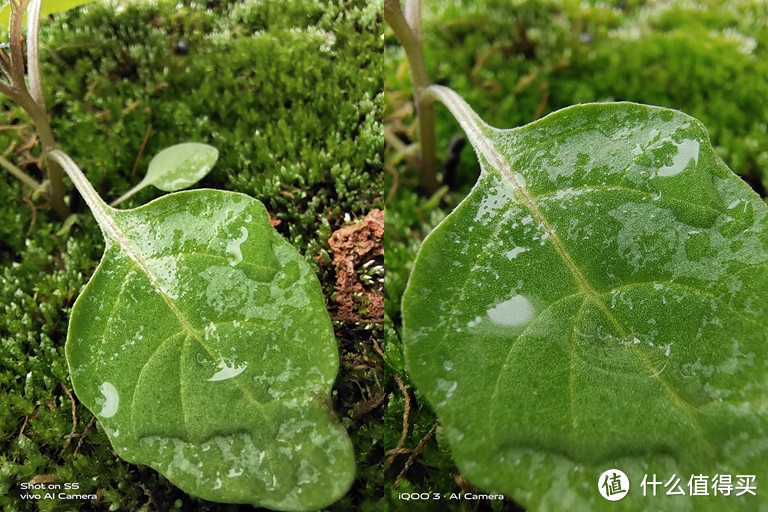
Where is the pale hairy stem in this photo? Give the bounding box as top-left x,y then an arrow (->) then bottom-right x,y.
404,0 -> 421,43
385,0 -> 439,194
47,150 -> 111,231
109,181 -> 147,207
26,0 -> 45,107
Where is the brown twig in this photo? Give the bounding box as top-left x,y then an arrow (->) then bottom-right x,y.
384,163 -> 400,206
130,124 -> 152,181
533,83 -> 550,121
395,420 -> 439,485
0,79 -> 17,101
386,373 -> 413,468
354,388 -> 387,418
74,417 -> 96,457
373,340 -> 414,469
8,0 -> 29,88
22,196 -> 37,235
0,49 -> 12,77
59,382 -> 79,458
18,415 -> 29,437
139,482 -> 157,510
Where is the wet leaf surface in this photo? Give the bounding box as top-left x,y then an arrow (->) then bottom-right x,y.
66,189 -> 354,511
402,87 -> 768,511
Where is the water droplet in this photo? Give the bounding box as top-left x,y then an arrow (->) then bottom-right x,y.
98,382 -> 119,418
226,227 -> 249,266
504,246 -> 529,260
227,467 -> 244,478
487,295 -> 534,327
208,361 -> 248,382
656,139 -> 699,177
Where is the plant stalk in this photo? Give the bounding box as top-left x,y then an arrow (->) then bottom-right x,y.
2,0 -> 71,219
26,0 -> 45,107
0,154 -> 43,191
110,181 -> 146,207
404,0 -> 422,43
420,85 -> 493,154
385,0 -> 439,194
11,86 -> 70,218
8,0 -> 28,88
47,150 -> 114,237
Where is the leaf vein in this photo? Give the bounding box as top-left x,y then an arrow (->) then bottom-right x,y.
444,90 -> 721,461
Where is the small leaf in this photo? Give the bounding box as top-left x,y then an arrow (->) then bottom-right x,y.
111,143 -> 218,206
66,188 -> 353,510
403,87 -> 768,511
145,142 -> 219,192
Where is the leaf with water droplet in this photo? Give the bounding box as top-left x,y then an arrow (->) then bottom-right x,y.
60,153 -> 353,510
111,143 -> 219,206
402,87 -> 768,511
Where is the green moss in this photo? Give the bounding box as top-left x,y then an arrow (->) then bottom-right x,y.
1,0 -> 382,510
36,0 -> 382,260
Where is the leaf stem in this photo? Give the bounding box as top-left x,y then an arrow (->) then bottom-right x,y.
47,149 -> 115,236
26,0 -> 44,107
404,0 -> 422,42
110,182 -> 145,207
420,85 -> 493,153
0,153 -> 43,191
385,0 -> 439,194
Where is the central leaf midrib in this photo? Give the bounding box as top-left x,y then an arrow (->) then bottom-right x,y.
499,149 -> 717,459
444,91 -> 719,460
103,213 -> 267,415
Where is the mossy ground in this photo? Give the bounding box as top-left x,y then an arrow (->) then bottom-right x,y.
385,0 -> 768,510
1,1 -> 387,511
4,0 -> 768,510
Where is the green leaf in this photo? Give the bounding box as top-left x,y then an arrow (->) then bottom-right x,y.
1,0 -> 94,34
66,187 -> 354,510
112,143 -> 219,206
402,87 -> 768,511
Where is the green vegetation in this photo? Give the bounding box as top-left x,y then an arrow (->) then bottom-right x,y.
403,93 -> 768,511
386,0 -> 768,510
1,0 -> 382,510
